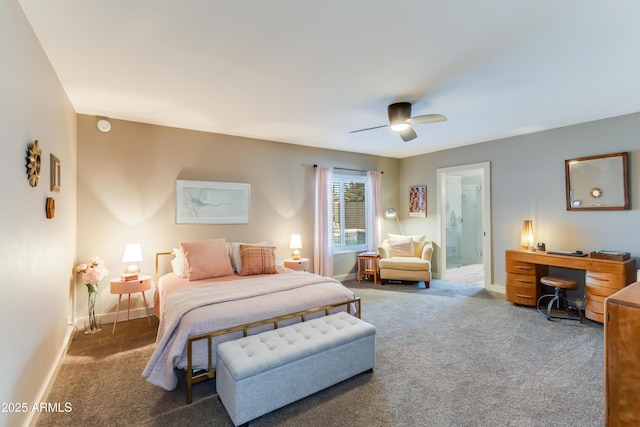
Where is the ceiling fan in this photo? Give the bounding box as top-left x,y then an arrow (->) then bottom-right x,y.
350,102 -> 446,142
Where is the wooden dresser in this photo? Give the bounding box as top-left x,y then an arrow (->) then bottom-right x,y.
604,282 -> 640,426
505,249 -> 636,322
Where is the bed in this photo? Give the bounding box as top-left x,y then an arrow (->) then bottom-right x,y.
142,238 -> 359,403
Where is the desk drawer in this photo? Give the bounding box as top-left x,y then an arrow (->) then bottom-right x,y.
586,284 -> 620,299
585,297 -> 605,323
506,273 -> 537,306
586,271 -> 626,290
585,284 -> 621,323
506,259 -> 537,275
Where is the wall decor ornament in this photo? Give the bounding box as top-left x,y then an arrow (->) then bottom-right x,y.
565,151 -> 629,210
26,140 -> 42,187
175,179 -> 250,224
409,185 -> 427,217
45,197 -> 55,219
50,154 -> 60,192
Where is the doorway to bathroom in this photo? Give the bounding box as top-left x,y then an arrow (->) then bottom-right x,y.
436,162 -> 492,287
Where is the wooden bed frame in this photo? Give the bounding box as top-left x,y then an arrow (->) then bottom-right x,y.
154,251 -> 362,404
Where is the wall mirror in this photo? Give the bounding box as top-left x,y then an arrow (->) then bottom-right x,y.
565,152 -> 629,210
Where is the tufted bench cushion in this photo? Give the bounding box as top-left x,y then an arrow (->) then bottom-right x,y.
216,312 -> 376,426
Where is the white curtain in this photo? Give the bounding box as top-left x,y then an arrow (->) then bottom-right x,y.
314,166 -> 333,277
366,171 -> 383,252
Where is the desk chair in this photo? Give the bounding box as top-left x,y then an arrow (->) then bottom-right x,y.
537,276 -> 582,323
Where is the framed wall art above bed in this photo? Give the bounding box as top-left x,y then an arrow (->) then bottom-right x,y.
175,180 -> 250,224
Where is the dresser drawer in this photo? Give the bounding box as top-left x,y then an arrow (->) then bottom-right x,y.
586,271 -> 626,290
506,273 -> 538,306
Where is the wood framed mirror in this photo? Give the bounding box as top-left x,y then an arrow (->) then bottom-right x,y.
565,152 -> 629,210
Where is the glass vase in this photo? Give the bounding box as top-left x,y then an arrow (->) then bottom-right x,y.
85,283 -> 102,334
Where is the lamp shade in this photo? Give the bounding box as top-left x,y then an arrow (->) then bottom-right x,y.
122,243 -> 143,263
520,220 -> 534,249
289,234 -> 302,260
384,207 -> 397,218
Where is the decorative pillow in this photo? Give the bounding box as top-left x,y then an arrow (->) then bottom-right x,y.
171,248 -> 187,278
231,241 -> 282,272
238,244 -> 277,276
388,234 -> 426,256
180,239 -> 234,281
389,236 -> 415,257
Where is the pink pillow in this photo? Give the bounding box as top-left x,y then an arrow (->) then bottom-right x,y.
389,236 -> 414,257
180,239 -> 234,281
239,245 -> 277,276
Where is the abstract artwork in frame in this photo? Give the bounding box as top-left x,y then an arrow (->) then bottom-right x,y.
175,180 -> 250,224
409,185 -> 426,217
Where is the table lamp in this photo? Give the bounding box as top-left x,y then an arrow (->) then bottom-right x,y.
520,220 -> 534,250
122,243 -> 143,275
290,234 -> 302,260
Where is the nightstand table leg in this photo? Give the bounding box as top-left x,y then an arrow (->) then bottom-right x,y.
113,295 -> 123,334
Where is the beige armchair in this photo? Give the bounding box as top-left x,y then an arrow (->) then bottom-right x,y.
378,234 -> 434,287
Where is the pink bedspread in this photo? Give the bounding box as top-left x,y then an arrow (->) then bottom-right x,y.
152,267 -> 291,318
143,271 -> 356,390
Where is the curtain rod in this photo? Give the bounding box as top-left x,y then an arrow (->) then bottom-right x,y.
313,164 -> 383,174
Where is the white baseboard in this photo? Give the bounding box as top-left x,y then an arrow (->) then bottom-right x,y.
486,283 -> 505,294
28,323 -> 77,427
334,273 -> 357,282
75,306 -> 155,329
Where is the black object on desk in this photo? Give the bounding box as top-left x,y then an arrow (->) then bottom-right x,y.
546,250 -> 588,257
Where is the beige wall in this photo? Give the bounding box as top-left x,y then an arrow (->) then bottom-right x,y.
398,112 -> 640,286
0,1 -> 78,426
76,114 -> 400,323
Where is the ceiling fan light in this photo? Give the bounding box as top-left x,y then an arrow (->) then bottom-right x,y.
390,123 -> 409,132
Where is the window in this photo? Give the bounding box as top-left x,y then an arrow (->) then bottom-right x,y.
332,173 -> 367,252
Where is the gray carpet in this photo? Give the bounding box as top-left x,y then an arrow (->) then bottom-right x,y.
37,279 -> 604,426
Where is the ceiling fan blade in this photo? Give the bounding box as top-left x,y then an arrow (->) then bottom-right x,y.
408,114 -> 447,125
399,127 -> 417,142
349,124 -> 388,133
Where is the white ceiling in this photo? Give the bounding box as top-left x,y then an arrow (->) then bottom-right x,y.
19,1 -> 640,159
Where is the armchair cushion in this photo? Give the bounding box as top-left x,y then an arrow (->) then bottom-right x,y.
388,236 -> 414,257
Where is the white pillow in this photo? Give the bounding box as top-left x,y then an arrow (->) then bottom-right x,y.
389,236 -> 415,257
230,241 -> 282,272
172,247 -> 187,278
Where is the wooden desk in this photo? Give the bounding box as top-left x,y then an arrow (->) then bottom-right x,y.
505,249 -> 636,323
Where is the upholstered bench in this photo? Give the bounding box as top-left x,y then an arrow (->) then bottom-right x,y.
216,311 -> 376,426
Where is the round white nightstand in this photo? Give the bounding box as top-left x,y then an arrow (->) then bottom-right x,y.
109,275 -> 152,334
284,258 -> 309,271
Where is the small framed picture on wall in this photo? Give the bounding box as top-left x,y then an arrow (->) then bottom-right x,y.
409,185 -> 426,217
